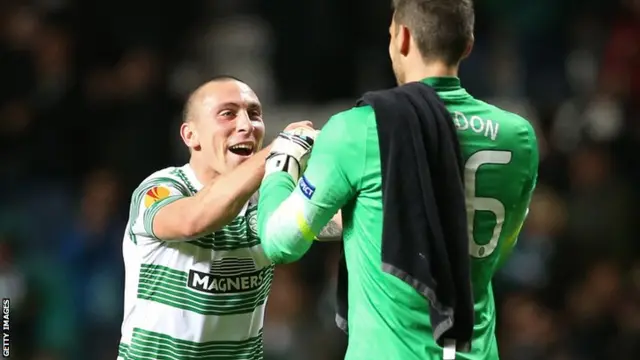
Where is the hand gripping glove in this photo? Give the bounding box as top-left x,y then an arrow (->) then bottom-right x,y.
265,128 -> 318,181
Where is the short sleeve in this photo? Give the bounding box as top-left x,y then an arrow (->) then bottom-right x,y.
129,177 -> 191,240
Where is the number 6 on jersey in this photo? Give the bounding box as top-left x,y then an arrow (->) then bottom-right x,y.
464,150 -> 512,258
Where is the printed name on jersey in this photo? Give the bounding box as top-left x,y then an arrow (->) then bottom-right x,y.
452,111 -> 500,141
188,257 -> 268,294
143,186 -> 171,208
299,175 -> 315,199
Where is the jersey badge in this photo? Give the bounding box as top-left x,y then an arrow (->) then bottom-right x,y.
247,207 -> 258,238
144,186 -> 170,208
299,175 -> 315,199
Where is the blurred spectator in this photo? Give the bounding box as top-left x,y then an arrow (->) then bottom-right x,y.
600,0 -> 640,106
499,293 -> 562,360
497,185 -> 567,292
0,231 -> 74,360
564,260 -> 622,359
58,169 -> 125,360
609,263 -> 640,358
564,143 -> 633,257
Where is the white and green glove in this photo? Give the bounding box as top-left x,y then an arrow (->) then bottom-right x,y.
265,128 -> 318,180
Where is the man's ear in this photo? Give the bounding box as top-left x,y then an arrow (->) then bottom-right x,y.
180,122 -> 200,150
400,25 -> 411,57
461,35 -> 474,60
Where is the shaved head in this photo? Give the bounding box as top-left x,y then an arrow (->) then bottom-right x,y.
182,76 -> 245,123
179,77 -> 265,175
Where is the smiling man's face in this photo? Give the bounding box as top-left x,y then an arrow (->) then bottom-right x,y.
181,79 -> 265,174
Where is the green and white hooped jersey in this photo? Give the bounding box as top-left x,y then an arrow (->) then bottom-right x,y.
118,164 -> 274,360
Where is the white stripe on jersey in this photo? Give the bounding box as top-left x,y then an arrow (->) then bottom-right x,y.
118,164 -> 273,360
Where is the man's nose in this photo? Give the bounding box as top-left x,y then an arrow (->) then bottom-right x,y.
236,111 -> 254,134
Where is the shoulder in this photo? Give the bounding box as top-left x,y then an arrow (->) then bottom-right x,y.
321,106 -> 375,139
140,166 -> 180,184
474,99 -> 538,139
499,109 -> 538,146
330,105 -> 375,123
132,166 -> 191,199
478,103 -> 540,168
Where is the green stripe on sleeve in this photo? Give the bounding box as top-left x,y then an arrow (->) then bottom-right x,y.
143,196 -> 184,239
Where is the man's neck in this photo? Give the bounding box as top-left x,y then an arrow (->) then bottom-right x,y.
403,60 -> 459,84
189,157 -> 220,186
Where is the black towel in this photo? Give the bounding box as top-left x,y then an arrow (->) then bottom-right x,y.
335,81 -> 474,352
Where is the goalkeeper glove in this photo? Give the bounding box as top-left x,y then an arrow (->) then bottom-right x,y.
265,129 -> 317,180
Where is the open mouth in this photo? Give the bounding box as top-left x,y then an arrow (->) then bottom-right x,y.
228,143 -> 254,157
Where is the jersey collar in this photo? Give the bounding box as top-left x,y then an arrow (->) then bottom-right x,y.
182,164 -> 204,191
420,77 -> 462,91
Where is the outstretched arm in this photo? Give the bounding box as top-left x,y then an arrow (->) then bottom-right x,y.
150,147 -> 270,241
258,109 -> 367,263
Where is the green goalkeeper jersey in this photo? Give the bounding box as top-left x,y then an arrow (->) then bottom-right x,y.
258,77 -> 539,360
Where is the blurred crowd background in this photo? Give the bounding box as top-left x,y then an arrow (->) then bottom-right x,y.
1,0 -> 639,359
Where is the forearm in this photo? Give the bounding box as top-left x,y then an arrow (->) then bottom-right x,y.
153,146 -> 270,240
258,172 -> 313,263
257,114 -> 357,261
188,146 -> 271,234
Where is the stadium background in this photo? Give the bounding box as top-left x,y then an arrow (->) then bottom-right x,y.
1,0 -> 639,359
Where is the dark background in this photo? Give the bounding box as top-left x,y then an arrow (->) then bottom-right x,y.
1,0 -> 639,359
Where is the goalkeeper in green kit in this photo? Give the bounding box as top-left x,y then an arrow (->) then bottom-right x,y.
257,0 -> 539,359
